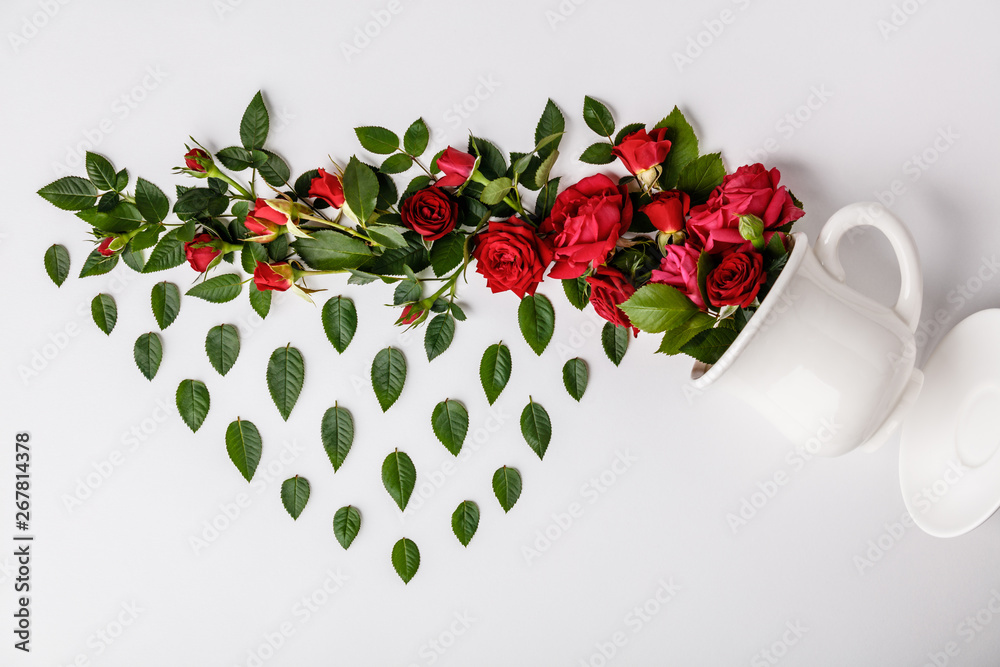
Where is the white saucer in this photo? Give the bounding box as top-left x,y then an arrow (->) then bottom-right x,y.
900,309 -> 1000,538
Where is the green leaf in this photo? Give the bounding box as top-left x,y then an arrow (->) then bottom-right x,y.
44,244 -> 70,286
134,178 -> 169,223
392,537 -> 420,584
535,99 -> 565,158
403,118 -> 429,156
226,418 -> 262,482
143,234 -> 185,273
655,106 -> 699,190
451,501 -> 479,547
333,506 -> 362,549
280,476 -> 310,520
362,231 -> 429,275
562,277 -> 590,310
518,294 -> 555,355
267,345 -> 305,421
657,312 -> 716,355
259,150 -> 290,187
480,177 -> 512,206
468,137 -> 507,180
680,327 -> 739,365
205,324 -> 240,376
240,91 -> 269,150
240,242 -> 268,273
431,399 -> 468,456
430,233 -> 465,276
342,157 -> 379,224
78,248 -> 118,277
292,230 -> 372,272
249,283 -> 271,319
602,322 -> 629,366
579,142 -> 615,165
583,96 -> 615,137
176,379 -> 210,432
38,176 -> 98,211
424,314 -> 455,362
186,274 -> 243,303
355,126 -> 399,154
535,177 -> 561,220
91,293 -> 117,335
379,153 -> 412,175
676,152 -> 726,206
739,213 -> 766,250
620,283 -> 698,333
133,332 -> 162,381
493,466 -> 522,513
121,244 -> 145,272
321,404 -> 354,472
367,223 -> 409,249
372,347 -> 406,412
85,152 -> 117,191
480,343 -> 512,405
151,281 -> 180,329
115,168 -> 129,192
393,279 -> 421,305
533,149 -> 559,189
520,398 -> 552,460
216,146 -> 254,171
382,449 -> 416,511
321,296 -> 357,353
562,358 -> 588,401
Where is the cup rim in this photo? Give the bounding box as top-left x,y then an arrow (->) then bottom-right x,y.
689,231 -> 808,389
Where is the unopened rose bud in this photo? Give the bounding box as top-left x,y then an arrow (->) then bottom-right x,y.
434,147 -> 477,188
397,303 -> 425,326
97,237 -> 115,257
184,233 -> 223,273
245,198 -> 286,242
184,148 -> 213,174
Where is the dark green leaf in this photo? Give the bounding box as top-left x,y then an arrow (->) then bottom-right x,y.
657,312 -> 716,355
361,231 -> 429,276
143,233 -> 185,273
382,449 -> 416,511
676,152 -> 726,206
583,96 -> 615,137
216,146 -> 254,171
321,404 -> 354,471
517,294 -> 555,355
372,347 -> 406,411
579,142 -> 615,165
91,293 -> 117,335
493,466 -> 522,513
86,152 -> 117,191
249,282 -> 271,318
292,230 -> 372,271
259,150 -> 290,187
403,118 -> 429,156
520,399 -> 551,459
205,324 -> 240,376
429,233 -> 465,276
535,99 -> 565,158
431,399 -> 468,456
115,168 -> 129,192
187,274 -> 243,303
480,343 -> 511,405
392,537 -> 420,584
680,326 -> 739,365
451,501 -> 479,547
240,91 -> 269,150
355,126 -> 399,154
241,242 -> 268,273
342,156 -> 379,224
619,283 -> 698,333
333,506 -> 361,549
321,296 -> 357,353
393,279 -> 421,305
78,248 -> 118,278
135,178 -> 169,223
226,418 -> 262,482
120,244 -> 145,272
367,223 -> 409,249
38,176 -> 98,211
280,476 -> 310,520
44,244 -> 70,286
655,106 -> 699,190
424,314 -> 455,362
267,345 -> 305,421
468,137 -> 506,180
380,153 -> 412,174
535,177 -> 561,220
602,322 -> 629,366
176,379 -> 210,432
562,277 -> 590,310
562,358 -> 588,401
151,281 -> 180,329
133,332 -> 162,381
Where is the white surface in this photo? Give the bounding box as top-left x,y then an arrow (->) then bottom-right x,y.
3,0 -> 1000,665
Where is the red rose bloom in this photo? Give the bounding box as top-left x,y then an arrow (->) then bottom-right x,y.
473,217 -> 553,298
612,128 -> 671,175
97,237 -> 115,257
308,168 -> 346,208
586,265 -> 638,335
650,243 -> 705,309
641,190 -> 690,233
253,262 -> 294,292
435,147 -> 477,188
539,174 -> 633,279
184,148 -> 209,172
184,233 -> 222,273
246,198 -> 286,237
400,188 -> 458,241
705,250 -> 765,308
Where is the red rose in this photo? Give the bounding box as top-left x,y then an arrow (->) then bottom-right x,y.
435,147 -> 477,188
539,174 -> 633,279
650,243 -> 705,309
399,304 -> 423,325
586,265 -> 638,335
473,217 -> 553,298
253,262 -> 294,292
308,168 -> 345,208
184,148 -> 210,172
246,198 -> 285,239
184,233 -> 222,273
97,237 -> 115,257
612,128 -> 671,175
705,250 -> 765,308
641,190 -> 689,233
400,188 -> 457,241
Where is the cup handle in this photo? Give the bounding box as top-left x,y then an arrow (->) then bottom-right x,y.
813,202 -> 923,332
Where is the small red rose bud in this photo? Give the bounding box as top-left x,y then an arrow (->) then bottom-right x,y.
97,237 -> 115,257
253,262 -> 295,292
398,304 -> 424,325
184,148 -> 212,173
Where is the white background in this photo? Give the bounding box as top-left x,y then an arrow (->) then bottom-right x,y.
3,0 -> 1000,665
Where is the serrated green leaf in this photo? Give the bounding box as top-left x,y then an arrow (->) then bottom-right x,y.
468,136 -> 507,180
121,243 -> 144,272
680,326 -> 739,365
655,106 -> 699,190
657,312 -> 716,356
151,281 -> 180,329
480,177 -> 512,206
240,91 -> 269,150
394,279 -> 421,305
135,178 -> 169,223
249,282 -> 271,319
240,242 -> 268,273
142,233 -> 185,273
292,229 -> 373,271
133,332 -> 162,381
267,344 -> 304,421
78,248 -> 118,278
321,296 -> 357,353
533,149 -> 559,189
321,404 -> 354,472
535,99 -> 565,158
380,153 -> 412,174
424,314 -> 455,362
583,96 -> 615,137
342,157 -> 379,224
216,146 -> 254,171
620,283 -> 698,333
535,177 -> 561,220
333,506 -> 361,549
562,358 -> 588,401
451,501 -> 479,547
176,379 -> 210,432
226,418 -> 262,482
355,126 -> 399,154
562,277 -> 590,310
382,449 -> 416,511
372,347 -> 406,412
518,294 -> 555,355
520,398 -> 551,460
361,231 -> 429,276
579,142 -> 615,165
205,324 -> 240,376
38,176 -> 98,211
392,537 -> 420,584
115,168 -> 129,192
259,150 -> 290,187
367,223 -> 409,249
431,399 -> 468,456
85,152 -> 117,191
280,476 -> 310,520
676,152 -> 726,206
187,274 -> 243,303
602,322 -> 629,366
403,118 -> 429,156
44,244 -> 70,286
493,466 -> 522,513
429,233 -> 465,276
90,293 -> 117,335
480,343 -> 511,405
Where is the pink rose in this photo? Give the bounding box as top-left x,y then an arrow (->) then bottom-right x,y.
649,243 -> 705,309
